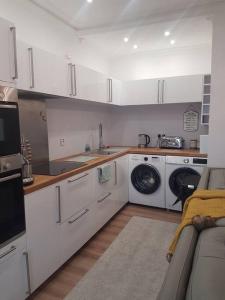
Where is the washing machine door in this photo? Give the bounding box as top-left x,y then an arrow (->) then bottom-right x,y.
131,164 -> 161,194
169,167 -> 200,197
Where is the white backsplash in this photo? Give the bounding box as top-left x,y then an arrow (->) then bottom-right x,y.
47,100 -> 208,160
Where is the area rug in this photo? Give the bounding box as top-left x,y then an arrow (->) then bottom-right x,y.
64,216 -> 177,300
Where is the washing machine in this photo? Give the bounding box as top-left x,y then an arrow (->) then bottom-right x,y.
129,154 -> 166,208
166,156 -> 208,211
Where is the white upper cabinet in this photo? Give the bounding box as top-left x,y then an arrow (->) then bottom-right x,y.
75,64 -> 108,103
120,78 -> 160,105
17,40 -> 69,96
161,75 -> 203,104
0,17 -> 17,85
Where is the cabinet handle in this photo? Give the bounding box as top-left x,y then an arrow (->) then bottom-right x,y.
10,27 -> 18,79
114,161 -> 117,185
72,64 -> 77,96
98,192 -> 112,203
28,48 -> 35,88
157,80 -> 160,104
68,173 -> 89,183
68,63 -> 73,96
161,80 -> 165,104
0,245 -> 16,260
23,252 -> 31,295
56,186 -> 61,223
108,78 -> 112,103
68,209 -> 89,224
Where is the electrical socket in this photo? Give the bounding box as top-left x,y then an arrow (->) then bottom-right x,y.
59,138 -> 65,147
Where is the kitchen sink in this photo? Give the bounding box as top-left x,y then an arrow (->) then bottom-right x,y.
89,149 -> 118,156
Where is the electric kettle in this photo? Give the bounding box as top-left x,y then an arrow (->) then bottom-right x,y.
138,134 -> 151,148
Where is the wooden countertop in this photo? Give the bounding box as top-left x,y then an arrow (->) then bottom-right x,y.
24,147 -> 207,195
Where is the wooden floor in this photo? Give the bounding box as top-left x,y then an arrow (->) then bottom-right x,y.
30,204 -> 181,300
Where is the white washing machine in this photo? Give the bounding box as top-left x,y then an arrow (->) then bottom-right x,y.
129,154 -> 166,208
166,156 -> 208,211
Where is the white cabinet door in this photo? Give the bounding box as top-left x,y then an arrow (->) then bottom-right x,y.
60,201 -> 98,264
114,155 -> 129,209
0,17 -> 17,85
162,75 -> 203,104
120,79 -> 159,105
17,41 -> 69,96
75,65 -> 107,103
0,235 -> 28,300
25,185 -> 62,292
60,170 -> 94,222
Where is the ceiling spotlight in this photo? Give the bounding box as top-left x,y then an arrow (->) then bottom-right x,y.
133,44 -> 138,49
170,39 -> 176,45
87,0 -> 93,3
164,31 -> 171,37
123,37 -> 129,43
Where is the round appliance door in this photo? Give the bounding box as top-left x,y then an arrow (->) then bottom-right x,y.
169,167 -> 200,197
131,164 -> 161,194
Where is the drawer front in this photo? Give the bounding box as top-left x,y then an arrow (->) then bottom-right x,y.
61,170 -> 94,222
60,201 -> 98,263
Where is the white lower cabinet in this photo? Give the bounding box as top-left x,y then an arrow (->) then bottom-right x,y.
24,157 -> 128,294
0,235 -> 28,300
25,185 -> 62,293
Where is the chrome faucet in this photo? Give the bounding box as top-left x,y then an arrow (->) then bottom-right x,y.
99,123 -> 104,150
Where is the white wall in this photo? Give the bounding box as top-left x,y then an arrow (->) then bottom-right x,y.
47,99 -> 112,160
110,103 -> 208,148
0,0 -> 109,74
109,45 -> 212,81
208,4 -> 225,167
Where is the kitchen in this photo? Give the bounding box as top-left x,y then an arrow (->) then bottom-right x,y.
0,1 -> 225,300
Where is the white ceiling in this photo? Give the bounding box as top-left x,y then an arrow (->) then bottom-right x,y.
30,0 -> 218,57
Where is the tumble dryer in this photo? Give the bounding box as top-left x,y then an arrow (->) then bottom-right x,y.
129,154 -> 166,208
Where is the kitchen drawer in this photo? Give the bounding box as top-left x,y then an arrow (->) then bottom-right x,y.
60,201 -> 98,264
61,170 -> 94,222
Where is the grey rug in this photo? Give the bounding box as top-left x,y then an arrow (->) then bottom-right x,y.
64,217 -> 177,300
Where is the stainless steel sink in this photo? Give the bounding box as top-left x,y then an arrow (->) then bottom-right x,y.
89,149 -> 118,156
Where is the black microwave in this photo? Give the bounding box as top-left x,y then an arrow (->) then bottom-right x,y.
0,101 -> 21,156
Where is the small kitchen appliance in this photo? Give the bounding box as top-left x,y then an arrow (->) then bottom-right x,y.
21,136 -> 34,186
159,136 -> 184,149
138,134 -> 151,148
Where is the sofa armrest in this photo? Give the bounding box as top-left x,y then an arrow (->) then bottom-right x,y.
157,226 -> 198,300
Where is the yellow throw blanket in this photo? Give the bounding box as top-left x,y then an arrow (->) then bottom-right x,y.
168,189 -> 225,255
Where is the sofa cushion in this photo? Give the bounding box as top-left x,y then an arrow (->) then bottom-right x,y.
157,226 -> 198,300
186,227 -> 225,300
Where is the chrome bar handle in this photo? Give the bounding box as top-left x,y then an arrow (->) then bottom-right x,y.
68,209 -> 89,224
0,173 -> 21,183
10,27 -> 18,79
110,79 -> 113,102
72,64 -> 77,96
98,192 -> 112,203
161,80 -> 165,104
107,79 -> 111,102
157,80 -> 160,104
68,173 -> 89,183
23,252 -> 31,295
28,48 -> 35,88
0,245 -> 16,260
114,161 -> 117,185
68,63 -> 73,96
56,185 -> 61,223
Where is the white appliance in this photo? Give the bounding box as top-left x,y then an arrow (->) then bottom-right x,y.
166,156 -> 208,211
129,154 -> 166,208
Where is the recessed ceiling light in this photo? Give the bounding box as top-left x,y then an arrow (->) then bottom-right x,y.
170,39 -> 176,45
87,0 -> 93,3
123,37 -> 129,43
164,31 -> 171,37
133,44 -> 138,49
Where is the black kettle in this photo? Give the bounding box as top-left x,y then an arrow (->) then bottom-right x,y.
138,134 -> 151,148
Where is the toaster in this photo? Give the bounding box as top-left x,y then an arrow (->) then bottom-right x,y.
159,136 -> 184,149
